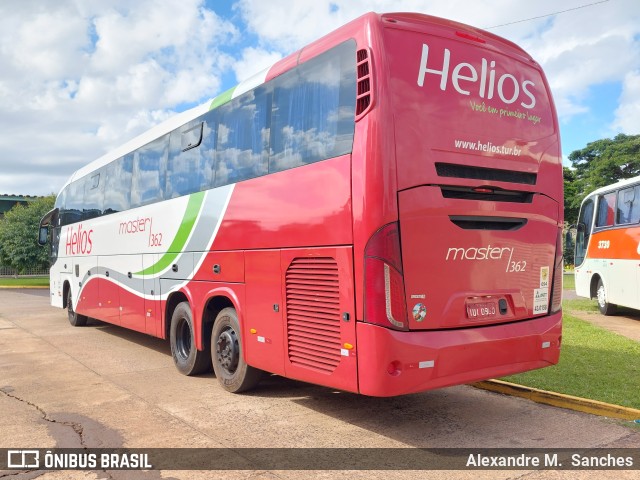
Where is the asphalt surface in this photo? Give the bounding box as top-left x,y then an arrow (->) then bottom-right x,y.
0,288 -> 639,479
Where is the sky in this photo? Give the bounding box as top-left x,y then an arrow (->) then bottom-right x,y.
0,0 -> 639,196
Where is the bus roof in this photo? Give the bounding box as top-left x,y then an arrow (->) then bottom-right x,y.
584,175 -> 640,200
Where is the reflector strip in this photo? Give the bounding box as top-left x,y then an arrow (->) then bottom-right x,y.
384,264 -> 405,329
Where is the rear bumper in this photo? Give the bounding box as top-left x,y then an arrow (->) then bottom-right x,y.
356,312 -> 562,397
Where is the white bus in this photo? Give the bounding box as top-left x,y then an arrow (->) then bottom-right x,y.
573,175 -> 640,315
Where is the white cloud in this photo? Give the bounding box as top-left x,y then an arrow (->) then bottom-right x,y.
613,70 -> 640,134
233,47 -> 283,83
0,0 -> 238,195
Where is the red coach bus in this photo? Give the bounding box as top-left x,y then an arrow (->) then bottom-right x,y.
39,12 -> 563,396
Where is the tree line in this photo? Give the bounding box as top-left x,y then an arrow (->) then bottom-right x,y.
564,133 -> 640,225
0,195 -> 54,274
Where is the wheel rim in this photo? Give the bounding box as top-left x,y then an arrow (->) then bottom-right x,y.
597,284 -> 606,309
216,326 -> 239,375
176,318 -> 192,360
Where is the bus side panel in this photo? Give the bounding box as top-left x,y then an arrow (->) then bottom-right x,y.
212,156 -> 353,251
582,228 -> 640,308
280,247 -> 358,393
243,250 -> 286,376
119,255 -> 145,333
75,258 -> 99,318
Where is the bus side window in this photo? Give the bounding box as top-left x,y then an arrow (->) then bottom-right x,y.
83,170 -> 104,220
617,185 -> 640,224
167,117 -> 214,198
269,40 -> 356,174
214,87 -> 270,187
595,192 -> 616,228
64,179 -> 84,225
131,134 -> 168,208
103,156 -> 133,215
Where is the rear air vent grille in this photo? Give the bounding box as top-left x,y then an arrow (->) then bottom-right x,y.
356,49 -> 373,119
436,163 -> 537,185
286,257 -> 341,374
441,186 -> 533,203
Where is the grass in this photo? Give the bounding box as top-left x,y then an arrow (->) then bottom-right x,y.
563,297 -> 600,313
501,312 -> 640,410
562,272 -> 575,291
0,276 -> 49,287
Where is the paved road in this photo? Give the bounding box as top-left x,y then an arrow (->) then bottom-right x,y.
0,289 -> 638,479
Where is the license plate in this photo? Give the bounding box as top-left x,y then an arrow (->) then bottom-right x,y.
466,301 -> 498,319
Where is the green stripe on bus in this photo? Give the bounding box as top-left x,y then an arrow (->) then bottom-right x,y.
209,86 -> 235,110
134,191 -> 206,276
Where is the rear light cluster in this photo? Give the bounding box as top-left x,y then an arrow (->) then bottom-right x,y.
550,228 -> 563,313
364,222 -> 408,331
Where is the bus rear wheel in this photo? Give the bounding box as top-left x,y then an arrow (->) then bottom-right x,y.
596,278 -> 617,316
170,301 -> 212,375
211,307 -> 263,393
67,289 -> 88,327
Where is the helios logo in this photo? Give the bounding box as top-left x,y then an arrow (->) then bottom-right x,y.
65,224 -> 93,255
417,44 -> 536,109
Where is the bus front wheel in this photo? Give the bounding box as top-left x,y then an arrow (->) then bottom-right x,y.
596,278 -> 617,316
211,307 -> 263,393
67,289 -> 88,327
170,301 -> 212,375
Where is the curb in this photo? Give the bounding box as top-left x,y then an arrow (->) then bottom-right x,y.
472,379 -> 640,421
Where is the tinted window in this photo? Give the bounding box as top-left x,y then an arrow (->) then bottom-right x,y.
63,179 -> 84,225
103,155 -> 133,214
83,172 -> 104,220
575,198 -> 594,266
55,188 -> 67,227
595,192 -> 616,228
167,115 -> 215,198
269,40 -> 356,173
131,135 -> 168,208
214,87 -> 270,186
617,185 -> 640,224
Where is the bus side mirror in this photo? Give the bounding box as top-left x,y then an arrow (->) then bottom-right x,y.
38,226 -> 49,246
38,207 -> 58,246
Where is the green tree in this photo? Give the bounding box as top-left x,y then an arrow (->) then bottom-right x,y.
563,166 -> 579,225
567,133 -> 640,219
0,195 -> 55,273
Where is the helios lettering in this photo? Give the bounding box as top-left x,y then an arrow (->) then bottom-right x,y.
417,44 -> 536,109
65,224 -> 93,255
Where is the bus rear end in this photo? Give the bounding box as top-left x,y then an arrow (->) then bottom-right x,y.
357,13 -> 563,396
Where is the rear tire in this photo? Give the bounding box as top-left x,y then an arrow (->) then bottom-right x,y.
170,302 -> 212,375
67,288 -> 88,327
211,307 -> 263,393
596,278 -> 617,316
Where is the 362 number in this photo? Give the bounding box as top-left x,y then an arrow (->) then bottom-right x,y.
149,233 -> 163,247
508,260 -> 527,273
